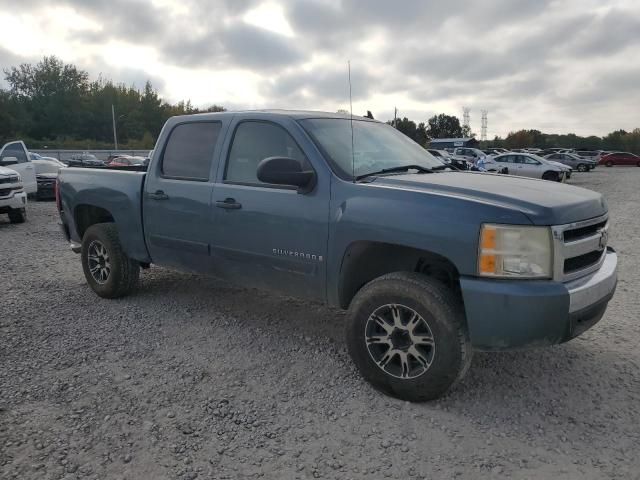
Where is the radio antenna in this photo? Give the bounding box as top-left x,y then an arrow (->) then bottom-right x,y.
348,60 -> 355,183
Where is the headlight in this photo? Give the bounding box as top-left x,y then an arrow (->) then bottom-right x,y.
478,224 -> 552,278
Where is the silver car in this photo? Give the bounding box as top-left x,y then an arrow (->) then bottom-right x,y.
545,153 -> 597,172
486,153 -> 569,181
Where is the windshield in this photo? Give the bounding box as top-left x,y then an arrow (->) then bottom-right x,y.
300,118 -> 442,179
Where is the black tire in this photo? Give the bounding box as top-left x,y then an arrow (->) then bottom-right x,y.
542,171 -> 559,181
345,272 -> 472,402
81,223 -> 139,299
577,164 -> 587,172
637,161 -> 640,167
606,161 -> 613,167
8,208 -> 26,224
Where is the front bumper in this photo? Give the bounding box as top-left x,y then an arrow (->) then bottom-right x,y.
0,190 -> 27,212
460,248 -> 617,350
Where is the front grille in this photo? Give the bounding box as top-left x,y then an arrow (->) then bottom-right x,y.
0,176 -> 19,185
564,249 -> 605,274
552,214 -> 608,281
0,187 -> 12,196
563,220 -> 607,242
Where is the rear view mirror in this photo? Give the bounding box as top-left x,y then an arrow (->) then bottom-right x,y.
0,156 -> 19,166
257,157 -> 316,193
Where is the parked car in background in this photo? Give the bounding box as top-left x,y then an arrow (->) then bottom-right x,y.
30,152 -> 59,162
0,165 -> 27,222
575,151 -> 601,163
35,173 -> 58,200
33,157 -> 67,174
452,147 -> 487,165
545,152 -> 596,172
33,157 -> 67,200
599,152 -> 640,167
67,153 -> 105,167
483,148 -> 508,156
427,149 -> 470,170
106,155 -> 147,167
489,153 -> 569,181
0,141 -> 37,196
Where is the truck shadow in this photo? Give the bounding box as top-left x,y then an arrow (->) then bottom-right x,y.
134,267 -> 631,426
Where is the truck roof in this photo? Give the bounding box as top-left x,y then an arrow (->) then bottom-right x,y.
169,109 -> 378,123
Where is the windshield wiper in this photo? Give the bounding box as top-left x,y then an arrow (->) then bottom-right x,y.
355,164 -> 433,181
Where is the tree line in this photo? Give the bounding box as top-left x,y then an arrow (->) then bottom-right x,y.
1,56 -> 638,153
0,56 -> 224,149
388,114 -> 640,154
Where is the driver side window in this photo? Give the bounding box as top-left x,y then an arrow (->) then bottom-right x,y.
225,121 -> 308,185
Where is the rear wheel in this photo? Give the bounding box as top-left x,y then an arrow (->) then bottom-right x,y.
577,164 -> 587,172
542,171 -> 559,181
346,272 -> 472,402
81,223 -> 139,298
8,208 -> 26,224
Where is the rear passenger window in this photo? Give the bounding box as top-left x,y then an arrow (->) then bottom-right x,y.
162,122 -> 221,180
225,121 -> 307,185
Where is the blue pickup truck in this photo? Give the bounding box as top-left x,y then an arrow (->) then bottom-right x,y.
57,111 -> 617,401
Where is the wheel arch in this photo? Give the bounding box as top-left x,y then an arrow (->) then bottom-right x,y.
337,241 -> 461,309
74,204 -> 115,240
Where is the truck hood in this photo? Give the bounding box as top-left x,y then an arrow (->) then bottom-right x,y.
0,166 -> 19,176
369,171 -> 607,225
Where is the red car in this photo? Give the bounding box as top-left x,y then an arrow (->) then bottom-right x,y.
599,152 -> 640,167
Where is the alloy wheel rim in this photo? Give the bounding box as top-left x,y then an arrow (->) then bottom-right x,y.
87,240 -> 111,284
365,304 -> 435,379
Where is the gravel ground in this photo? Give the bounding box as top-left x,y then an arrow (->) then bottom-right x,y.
1,168 -> 639,480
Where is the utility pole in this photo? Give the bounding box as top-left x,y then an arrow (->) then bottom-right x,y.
393,107 -> 398,128
111,104 -> 118,150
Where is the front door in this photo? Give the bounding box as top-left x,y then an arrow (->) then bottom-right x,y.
211,118 -> 329,301
0,141 -> 37,194
143,120 -> 227,273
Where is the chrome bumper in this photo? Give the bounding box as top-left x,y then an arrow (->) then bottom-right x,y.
566,248 -> 617,313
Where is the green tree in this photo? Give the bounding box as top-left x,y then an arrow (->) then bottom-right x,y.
426,114 -> 463,139
4,56 -> 88,139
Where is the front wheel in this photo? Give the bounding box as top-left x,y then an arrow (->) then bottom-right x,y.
81,223 -> 140,298
606,161 -> 613,167
8,208 -> 26,223
346,272 -> 472,402
542,171 -> 559,181
577,164 -> 587,172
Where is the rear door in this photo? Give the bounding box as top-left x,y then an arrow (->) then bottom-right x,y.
210,116 -> 330,301
143,119 -> 228,273
0,141 -> 37,193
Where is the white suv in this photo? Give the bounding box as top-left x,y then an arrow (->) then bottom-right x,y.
0,166 -> 27,223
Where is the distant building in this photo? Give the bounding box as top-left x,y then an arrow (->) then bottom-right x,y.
429,137 -> 479,149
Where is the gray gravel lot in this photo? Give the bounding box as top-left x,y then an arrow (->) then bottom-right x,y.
1,168 -> 639,480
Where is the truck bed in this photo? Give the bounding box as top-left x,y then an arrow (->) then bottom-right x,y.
58,168 -> 151,262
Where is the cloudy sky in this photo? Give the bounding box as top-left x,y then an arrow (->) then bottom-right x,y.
0,0 -> 638,137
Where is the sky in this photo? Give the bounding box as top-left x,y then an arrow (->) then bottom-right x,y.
0,0 -> 638,137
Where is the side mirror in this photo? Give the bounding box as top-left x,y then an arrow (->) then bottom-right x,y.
0,156 -> 19,166
257,157 -> 316,193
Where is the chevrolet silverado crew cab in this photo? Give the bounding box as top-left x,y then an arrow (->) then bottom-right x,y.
57,111 -> 617,401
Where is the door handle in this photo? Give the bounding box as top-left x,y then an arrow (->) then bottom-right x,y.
147,190 -> 169,200
216,198 -> 242,210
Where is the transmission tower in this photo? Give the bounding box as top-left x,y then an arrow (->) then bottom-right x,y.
481,110 -> 488,141
462,107 -> 471,138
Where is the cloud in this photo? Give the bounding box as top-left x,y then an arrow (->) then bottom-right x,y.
0,0 -> 638,135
